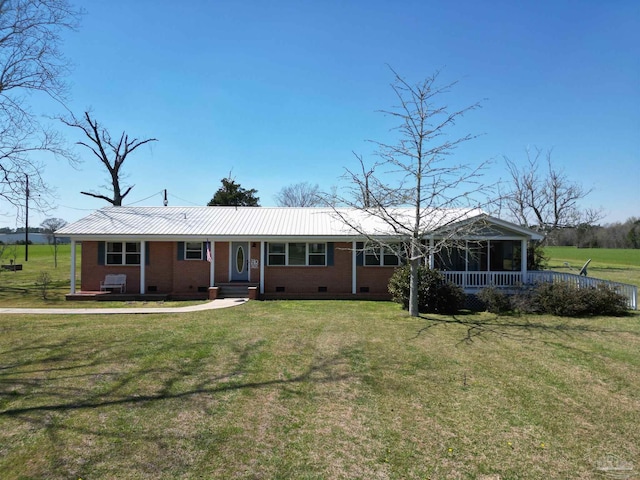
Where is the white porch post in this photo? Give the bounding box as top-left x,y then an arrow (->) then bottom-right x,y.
260,241 -> 265,294
70,239 -> 77,293
209,241 -> 215,287
140,240 -> 146,294
352,241 -> 357,294
521,238 -> 528,284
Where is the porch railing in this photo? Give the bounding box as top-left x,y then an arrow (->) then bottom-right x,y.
441,271 -> 638,310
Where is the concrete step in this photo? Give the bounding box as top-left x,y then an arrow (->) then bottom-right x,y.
217,283 -> 257,298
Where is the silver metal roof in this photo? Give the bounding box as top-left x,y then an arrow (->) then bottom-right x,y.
56,206 -> 541,240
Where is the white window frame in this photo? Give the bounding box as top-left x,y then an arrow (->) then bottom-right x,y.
106,241 -> 141,266
364,243 -> 404,267
185,241 -> 203,260
267,242 -> 327,266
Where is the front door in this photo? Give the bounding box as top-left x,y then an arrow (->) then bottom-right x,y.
231,242 -> 249,281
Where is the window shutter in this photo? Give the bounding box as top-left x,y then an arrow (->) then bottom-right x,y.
98,242 -> 105,265
264,242 -> 268,264
327,242 -> 334,266
177,242 -> 184,261
145,242 -> 150,265
201,242 -> 207,260
356,242 -> 364,266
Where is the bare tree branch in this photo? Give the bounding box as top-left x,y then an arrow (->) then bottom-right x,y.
60,111 -> 157,206
0,0 -> 81,214
502,147 -> 603,239
275,182 -> 322,207
329,67 -> 492,316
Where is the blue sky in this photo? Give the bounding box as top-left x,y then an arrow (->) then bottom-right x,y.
2,0 -> 639,228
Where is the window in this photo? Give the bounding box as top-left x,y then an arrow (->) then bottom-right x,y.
267,242 -> 327,266
489,240 -> 521,271
268,243 -> 286,265
308,243 -> 326,266
364,244 -> 404,266
106,242 -> 140,265
185,242 -> 203,260
435,246 -> 466,271
468,241 -> 488,271
288,243 -> 306,265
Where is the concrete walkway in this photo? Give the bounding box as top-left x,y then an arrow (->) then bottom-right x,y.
0,298 -> 249,315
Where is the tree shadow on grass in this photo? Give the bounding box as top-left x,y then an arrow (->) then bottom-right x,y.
0,342 -> 354,418
412,312 -> 640,346
0,336 -> 361,478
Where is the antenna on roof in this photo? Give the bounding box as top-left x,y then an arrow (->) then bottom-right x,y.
163,189 -> 168,206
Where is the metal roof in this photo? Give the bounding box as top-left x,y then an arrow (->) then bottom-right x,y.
56,206 -> 541,240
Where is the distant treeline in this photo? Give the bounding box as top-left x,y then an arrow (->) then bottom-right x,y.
0,227 -> 45,234
549,217 -> 640,249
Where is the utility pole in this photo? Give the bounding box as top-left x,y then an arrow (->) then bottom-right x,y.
25,175 -> 29,262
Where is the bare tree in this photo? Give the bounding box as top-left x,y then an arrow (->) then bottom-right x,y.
275,182 -> 322,207
332,68 -> 491,317
340,154 -> 377,208
61,112 -> 157,206
40,217 -> 66,267
501,147 -> 602,237
0,0 -> 81,211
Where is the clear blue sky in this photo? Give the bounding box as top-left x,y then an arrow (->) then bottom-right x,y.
3,0 -> 639,229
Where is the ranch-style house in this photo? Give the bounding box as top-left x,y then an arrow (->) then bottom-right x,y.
57,206 -> 547,301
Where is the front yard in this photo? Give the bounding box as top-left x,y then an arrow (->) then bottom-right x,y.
1,300 -> 638,479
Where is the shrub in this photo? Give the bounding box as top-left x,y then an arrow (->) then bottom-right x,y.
388,264 -> 465,314
477,286 -> 512,314
514,282 -> 628,317
35,271 -> 52,300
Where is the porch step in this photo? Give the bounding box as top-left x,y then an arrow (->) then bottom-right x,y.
217,283 -> 257,298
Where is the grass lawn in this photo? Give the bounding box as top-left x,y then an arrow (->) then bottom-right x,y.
545,246 -> 640,289
1,301 -> 639,479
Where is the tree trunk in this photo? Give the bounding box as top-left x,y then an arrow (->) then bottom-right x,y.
408,236 -> 421,316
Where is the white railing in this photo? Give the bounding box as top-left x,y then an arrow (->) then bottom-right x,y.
528,271 -> 637,310
441,271 -> 638,310
442,271 -> 523,289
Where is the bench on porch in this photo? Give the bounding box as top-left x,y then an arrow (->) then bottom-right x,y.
100,274 -> 127,293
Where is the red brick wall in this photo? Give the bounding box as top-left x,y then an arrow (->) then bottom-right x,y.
80,242 -> 141,293
146,242 -> 173,293
171,243 -> 210,294
214,242 -> 229,283
261,242 -> 395,299
79,240 -> 396,299
355,266 -> 395,295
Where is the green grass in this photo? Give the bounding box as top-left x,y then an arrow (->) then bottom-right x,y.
0,244 -> 79,306
1,245 -> 639,477
0,301 -> 638,479
545,246 -> 640,288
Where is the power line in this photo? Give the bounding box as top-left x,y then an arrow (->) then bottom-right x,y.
167,193 -> 201,206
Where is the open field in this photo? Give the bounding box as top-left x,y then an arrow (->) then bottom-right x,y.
0,244 -> 79,307
545,246 -> 640,289
1,301 -> 639,479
